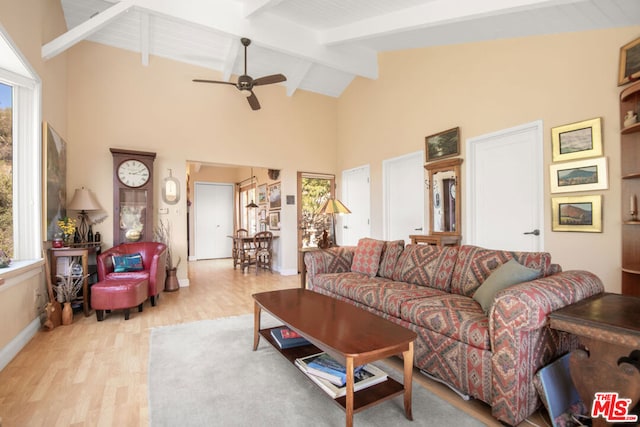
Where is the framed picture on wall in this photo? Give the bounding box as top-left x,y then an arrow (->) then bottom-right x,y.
618,36 -> 640,86
268,182 -> 281,210
551,118 -> 602,162
268,211 -> 280,230
425,127 -> 460,162
257,184 -> 267,205
42,121 -> 67,241
549,157 -> 608,194
551,195 -> 602,233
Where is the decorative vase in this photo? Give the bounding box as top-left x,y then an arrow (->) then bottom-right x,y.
165,268 -> 180,292
61,302 -> 73,325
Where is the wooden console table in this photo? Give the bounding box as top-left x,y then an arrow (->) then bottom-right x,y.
409,234 -> 461,246
549,293 -> 640,426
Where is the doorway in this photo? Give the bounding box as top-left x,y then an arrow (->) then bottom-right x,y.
466,120 -> 544,251
383,151 -> 425,242
341,165 -> 370,246
193,182 -> 234,259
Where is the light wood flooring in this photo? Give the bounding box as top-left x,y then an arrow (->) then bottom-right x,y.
0,259 -> 549,427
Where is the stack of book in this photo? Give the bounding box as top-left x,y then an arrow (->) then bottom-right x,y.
295,352 -> 387,398
270,326 -> 311,349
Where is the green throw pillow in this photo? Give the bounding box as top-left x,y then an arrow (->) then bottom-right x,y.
472,258 -> 540,314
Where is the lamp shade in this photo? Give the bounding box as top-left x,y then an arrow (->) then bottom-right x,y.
67,187 -> 102,211
315,198 -> 351,215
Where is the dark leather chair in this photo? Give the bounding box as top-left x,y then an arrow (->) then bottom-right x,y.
97,242 -> 167,306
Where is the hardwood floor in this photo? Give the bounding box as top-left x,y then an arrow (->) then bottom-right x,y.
0,259 -> 548,426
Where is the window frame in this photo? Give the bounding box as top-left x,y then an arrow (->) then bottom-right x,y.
0,25 -> 43,274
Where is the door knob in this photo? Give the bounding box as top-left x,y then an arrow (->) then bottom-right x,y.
523,229 -> 540,236
414,227 -> 423,231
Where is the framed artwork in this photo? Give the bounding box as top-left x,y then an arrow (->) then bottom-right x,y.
257,184 -> 267,205
425,127 -> 460,162
268,211 -> 280,230
42,121 -> 67,240
268,181 -> 281,210
551,195 -> 602,233
549,157 -> 608,194
618,36 -> 640,86
551,118 -> 602,162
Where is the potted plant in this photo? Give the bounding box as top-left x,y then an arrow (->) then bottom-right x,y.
154,219 -> 181,292
53,260 -> 88,325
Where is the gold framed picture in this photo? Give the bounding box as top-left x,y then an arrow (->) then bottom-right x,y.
551,118 -> 602,162
425,127 -> 460,162
618,36 -> 640,86
551,195 -> 602,233
549,157 -> 608,194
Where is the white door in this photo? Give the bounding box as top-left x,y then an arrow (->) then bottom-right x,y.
383,151 -> 425,243
341,165 -> 370,245
194,182 -> 234,259
466,121 -> 544,251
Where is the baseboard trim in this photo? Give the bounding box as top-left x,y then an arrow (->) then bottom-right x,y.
278,268 -> 298,276
178,278 -> 190,287
0,317 -> 40,372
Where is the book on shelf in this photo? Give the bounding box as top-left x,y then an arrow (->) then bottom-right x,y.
295,353 -> 388,399
269,326 -> 311,349
303,352 -> 364,386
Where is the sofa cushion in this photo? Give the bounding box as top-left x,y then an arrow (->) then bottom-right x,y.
472,259 -> 541,314
351,238 -> 385,277
451,245 -> 551,296
348,282 -> 448,318
377,240 -> 405,279
313,271 -> 378,296
401,294 -> 490,350
392,244 -> 459,291
112,253 -> 144,272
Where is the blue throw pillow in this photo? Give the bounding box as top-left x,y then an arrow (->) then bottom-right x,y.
112,253 -> 144,273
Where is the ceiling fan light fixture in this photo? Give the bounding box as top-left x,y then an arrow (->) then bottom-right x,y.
239,89 -> 252,97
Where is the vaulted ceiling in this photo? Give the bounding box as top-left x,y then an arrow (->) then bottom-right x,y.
46,0 -> 640,98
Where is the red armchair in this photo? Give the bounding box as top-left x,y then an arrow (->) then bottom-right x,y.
97,242 -> 167,306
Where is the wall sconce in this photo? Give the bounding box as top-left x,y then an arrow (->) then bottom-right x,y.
162,169 -> 180,205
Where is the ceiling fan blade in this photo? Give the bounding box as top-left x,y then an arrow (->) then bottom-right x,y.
253,74 -> 287,86
192,79 -> 236,86
247,91 -> 261,110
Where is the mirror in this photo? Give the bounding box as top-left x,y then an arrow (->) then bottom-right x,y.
425,158 -> 463,235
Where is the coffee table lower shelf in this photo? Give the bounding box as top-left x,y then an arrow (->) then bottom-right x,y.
259,327 -> 405,413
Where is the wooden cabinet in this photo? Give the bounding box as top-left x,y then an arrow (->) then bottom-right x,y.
409,234 -> 461,246
620,81 -> 640,297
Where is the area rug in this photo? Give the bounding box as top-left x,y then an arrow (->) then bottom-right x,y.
148,314 -> 485,427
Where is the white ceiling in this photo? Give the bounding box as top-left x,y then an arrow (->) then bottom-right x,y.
47,0 -> 640,98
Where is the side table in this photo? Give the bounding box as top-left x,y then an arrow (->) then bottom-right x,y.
409,234 -> 461,246
549,293 -> 640,426
49,245 -> 101,317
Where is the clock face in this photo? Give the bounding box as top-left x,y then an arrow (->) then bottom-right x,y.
117,159 -> 150,188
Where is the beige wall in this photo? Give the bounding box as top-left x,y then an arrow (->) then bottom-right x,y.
337,27 -> 640,293
66,42 -> 338,278
0,0 -> 68,349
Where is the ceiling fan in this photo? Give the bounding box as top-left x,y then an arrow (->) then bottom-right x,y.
193,38 -> 287,111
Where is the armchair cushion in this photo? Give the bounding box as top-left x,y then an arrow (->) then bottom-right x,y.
112,253 -> 144,272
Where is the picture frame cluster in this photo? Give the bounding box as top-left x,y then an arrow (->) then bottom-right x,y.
550,117 -> 606,233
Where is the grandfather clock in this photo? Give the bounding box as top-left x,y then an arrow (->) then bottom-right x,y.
110,148 -> 156,245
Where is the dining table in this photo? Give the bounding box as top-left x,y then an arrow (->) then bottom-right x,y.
228,233 -> 278,272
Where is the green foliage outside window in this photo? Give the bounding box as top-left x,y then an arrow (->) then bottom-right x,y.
300,177 -> 332,247
0,100 -> 12,257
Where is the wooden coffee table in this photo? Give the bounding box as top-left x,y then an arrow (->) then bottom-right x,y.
253,289 -> 417,427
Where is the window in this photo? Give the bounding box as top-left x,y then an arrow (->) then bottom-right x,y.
0,82 -> 11,257
239,185 -> 257,233
0,26 -> 42,268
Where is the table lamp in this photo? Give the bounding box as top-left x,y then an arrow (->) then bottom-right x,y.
315,198 -> 351,246
67,187 -> 102,243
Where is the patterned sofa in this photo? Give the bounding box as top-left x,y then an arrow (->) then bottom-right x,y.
304,240 -> 604,426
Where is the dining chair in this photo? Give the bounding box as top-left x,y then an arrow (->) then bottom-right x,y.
253,231 -> 273,274
233,228 -> 249,269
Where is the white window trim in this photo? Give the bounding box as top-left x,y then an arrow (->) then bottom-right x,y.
0,24 -> 43,275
